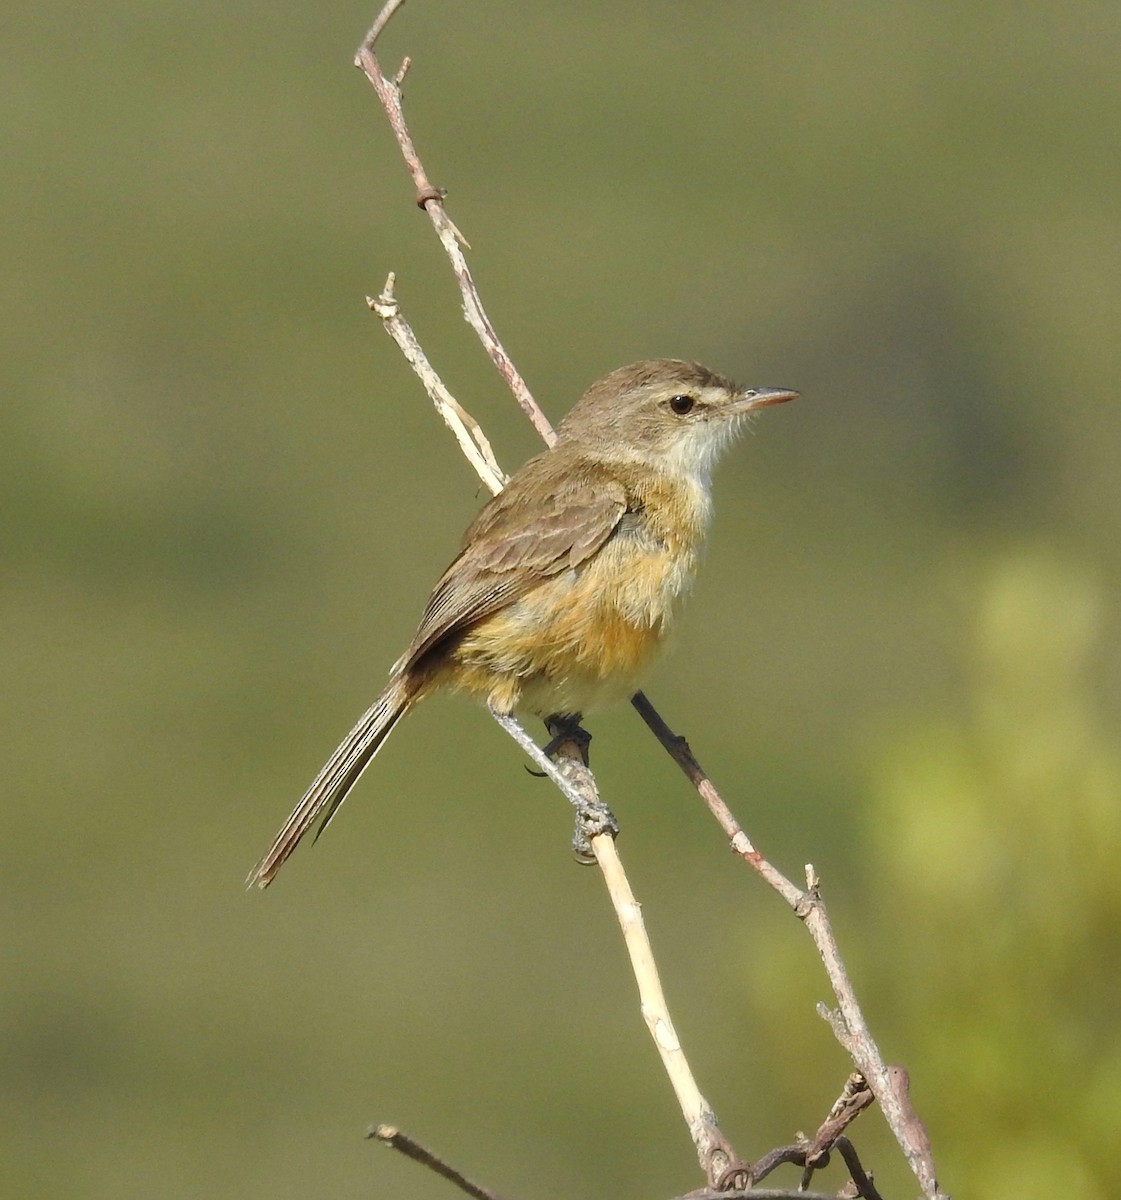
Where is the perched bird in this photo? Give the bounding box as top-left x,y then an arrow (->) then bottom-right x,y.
250,359 -> 796,887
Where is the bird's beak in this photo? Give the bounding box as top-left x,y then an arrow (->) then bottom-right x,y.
733,387 -> 800,413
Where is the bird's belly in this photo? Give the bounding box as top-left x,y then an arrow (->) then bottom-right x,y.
449,536 -> 696,716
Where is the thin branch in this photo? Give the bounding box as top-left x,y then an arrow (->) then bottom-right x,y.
833,1137 -> 886,1200
489,710 -> 739,1184
369,273 -> 506,495
803,1072 -> 875,1168
748,1075 -> 880,1200
368,1124 -> 509,1200
630,693 -> 943,1200
358,0 -> 409,51
354,14 -> 554,444
369,1122 -> 846,1200
592,829 -> 741,1184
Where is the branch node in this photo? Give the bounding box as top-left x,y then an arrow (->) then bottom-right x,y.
817,1001 -> 851,1045
416,184 -> 447,209
711,1155 -> 753,1192
729,830 -> 753,856
793,866 -> 821,919
369,271 -> 400,319
394,55 -> 412,85
357,0 -> 408,58
792,890 -> 817,920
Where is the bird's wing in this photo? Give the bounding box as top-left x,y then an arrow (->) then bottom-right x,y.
398,463 -> 628,674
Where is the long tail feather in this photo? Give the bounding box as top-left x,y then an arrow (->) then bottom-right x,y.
248,674 -> 416,888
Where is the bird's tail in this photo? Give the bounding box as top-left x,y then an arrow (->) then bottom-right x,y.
248,673 -> 418,889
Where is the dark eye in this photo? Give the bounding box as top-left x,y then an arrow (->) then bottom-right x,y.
669,394 -> 695,415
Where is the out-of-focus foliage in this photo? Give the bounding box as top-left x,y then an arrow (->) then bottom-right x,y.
2,3 -> 1118,1198
867,550 -> 1121,1196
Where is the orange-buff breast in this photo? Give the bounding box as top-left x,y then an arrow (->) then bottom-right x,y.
444,534 -> 696,717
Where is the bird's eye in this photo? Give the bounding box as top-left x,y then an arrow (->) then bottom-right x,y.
669,394 -> 695,415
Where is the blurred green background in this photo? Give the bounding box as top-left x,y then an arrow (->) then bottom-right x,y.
4,2 -> 1119,1197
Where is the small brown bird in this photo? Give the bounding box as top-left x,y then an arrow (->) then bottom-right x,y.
250,360 -> 796,887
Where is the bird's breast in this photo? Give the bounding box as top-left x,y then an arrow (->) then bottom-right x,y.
448,485 -> 706,715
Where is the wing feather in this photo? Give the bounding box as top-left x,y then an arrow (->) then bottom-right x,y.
399,459 -> 627,673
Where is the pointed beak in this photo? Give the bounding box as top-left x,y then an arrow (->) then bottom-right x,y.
733,387 -> 800,413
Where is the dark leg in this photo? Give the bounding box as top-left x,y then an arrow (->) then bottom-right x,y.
487,704 -> 618,860
542,712 -> 592,764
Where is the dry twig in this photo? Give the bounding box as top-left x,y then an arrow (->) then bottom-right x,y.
370,1120 -> 874,1200
629,696 -> 941,1199
368,1124 -> 508,1200
368,273 -> 506,495
355,20 -> 552,444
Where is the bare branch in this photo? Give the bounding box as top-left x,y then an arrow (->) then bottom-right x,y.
368,1124 -> 509,1200
368,1121 -> 852,1200
746,1076 -> 881,1200
357,0 -> 409,53
833,1137 -> 886,1200
354,6 -> 554,444
369,273 -> 506,495
803,1072 -> 875,1168
489,710 -> 741,1184
592,829 -> 743,1184
629,693 -> 944,1200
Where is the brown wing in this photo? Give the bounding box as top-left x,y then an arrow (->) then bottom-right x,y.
398,455 -> 627,673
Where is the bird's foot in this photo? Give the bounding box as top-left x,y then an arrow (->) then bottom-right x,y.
542,712 -> 592,765
487,704 -> 618,861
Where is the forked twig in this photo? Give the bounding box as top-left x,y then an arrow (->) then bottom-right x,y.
629,695 -> 941,1198
370,1119 -> 860,1200
369,273 -> 506,495
355,23 -> 553,445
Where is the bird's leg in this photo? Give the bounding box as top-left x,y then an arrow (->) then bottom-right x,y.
487,704 -> 618,860
544,712 -> 606,860
542,712 -> 592,764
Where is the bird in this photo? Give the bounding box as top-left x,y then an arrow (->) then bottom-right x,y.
249,359 -> 796,887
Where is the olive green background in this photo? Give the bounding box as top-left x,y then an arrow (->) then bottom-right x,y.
4,2 -> 1119,1197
